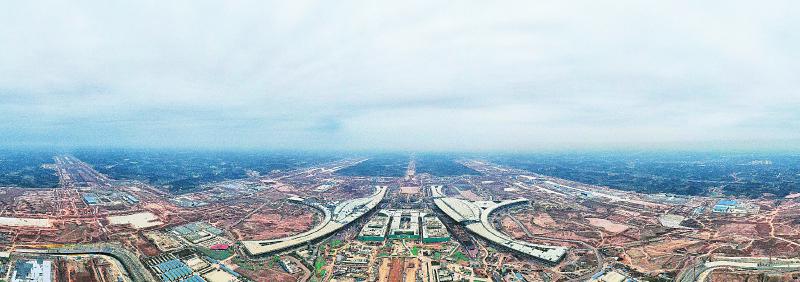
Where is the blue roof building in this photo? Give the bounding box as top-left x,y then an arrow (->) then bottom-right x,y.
713,199 -> 737,213
83,193 -> 99,205
14,260 -> 33,280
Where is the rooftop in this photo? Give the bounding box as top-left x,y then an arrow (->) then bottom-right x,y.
242,185 -> 387,255
434,196 -> 567,263
359,212 -> 390,239
422,215 -> 450,240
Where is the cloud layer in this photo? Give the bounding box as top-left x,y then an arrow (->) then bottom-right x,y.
1,1 -> 799,151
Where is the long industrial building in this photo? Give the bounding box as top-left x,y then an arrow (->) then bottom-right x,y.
433,193 -> 567,264
242,186 -> 387,256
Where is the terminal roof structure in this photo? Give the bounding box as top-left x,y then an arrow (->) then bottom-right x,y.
242,186 -> 387,256
434,196 -> 567,263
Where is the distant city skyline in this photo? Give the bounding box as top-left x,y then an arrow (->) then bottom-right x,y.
1,1 -> 799,151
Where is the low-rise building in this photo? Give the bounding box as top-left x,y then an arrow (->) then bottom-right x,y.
388,209 -> 421,240
422,215 -> 450,243
358,212 -> 390,242
12,259 -> 52,282
82,193 -> 98,205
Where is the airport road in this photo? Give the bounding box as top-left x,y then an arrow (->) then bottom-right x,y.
678,257 -> 800,282
506,212 -> 603,282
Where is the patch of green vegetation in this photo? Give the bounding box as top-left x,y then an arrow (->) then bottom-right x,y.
378,252 -> 390,257
411,246 -> 420,256
451,251 -> 469,262
329,239 -> 343,248
432,252 -> 442,260
198,247 -> 233,260
314,257 -> 326,276
268,255 -> 280,268
232,258 -> 260,271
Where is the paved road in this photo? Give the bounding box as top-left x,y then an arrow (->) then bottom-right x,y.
285,256 -> 311,282
506,213 -> 603,282
678,257 -> 800,282
16,243 -> 156,282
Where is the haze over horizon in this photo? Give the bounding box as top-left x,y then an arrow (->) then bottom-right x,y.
2,1 -> 799,151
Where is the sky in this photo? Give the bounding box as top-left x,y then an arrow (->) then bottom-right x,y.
1,1 -> 799,151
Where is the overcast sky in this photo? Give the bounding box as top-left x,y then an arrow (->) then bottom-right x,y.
1,1 -> 798,151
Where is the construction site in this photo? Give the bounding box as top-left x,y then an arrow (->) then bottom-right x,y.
2,155 -> 800,282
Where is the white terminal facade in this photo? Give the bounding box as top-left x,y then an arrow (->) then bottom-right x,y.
431,185 -> 567,264
242,186 -> 388,256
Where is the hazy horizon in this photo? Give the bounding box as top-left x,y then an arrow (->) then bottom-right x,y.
2,1 -> 799,151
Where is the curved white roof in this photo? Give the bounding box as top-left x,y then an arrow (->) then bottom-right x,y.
434,196 -> 567,263
433,198 -> 481,222
243,186 -> 387,255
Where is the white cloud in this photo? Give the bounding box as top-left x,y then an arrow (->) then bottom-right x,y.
0,1 -> 798,150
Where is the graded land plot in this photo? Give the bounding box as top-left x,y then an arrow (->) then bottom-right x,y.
107,212 -> 163,229
0,216 -> 51,227
214,201 -> 319,241
232,259 -> 299,282
586,217 -> 630,233
53,255 -> 127,282
50,221 -> 104,243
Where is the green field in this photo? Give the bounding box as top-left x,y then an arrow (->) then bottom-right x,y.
315,257 -> 326,276
451,251 -> 469,262
198,247 -> 233,260
268,255 -> 280,268
232,258 -> 262,271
